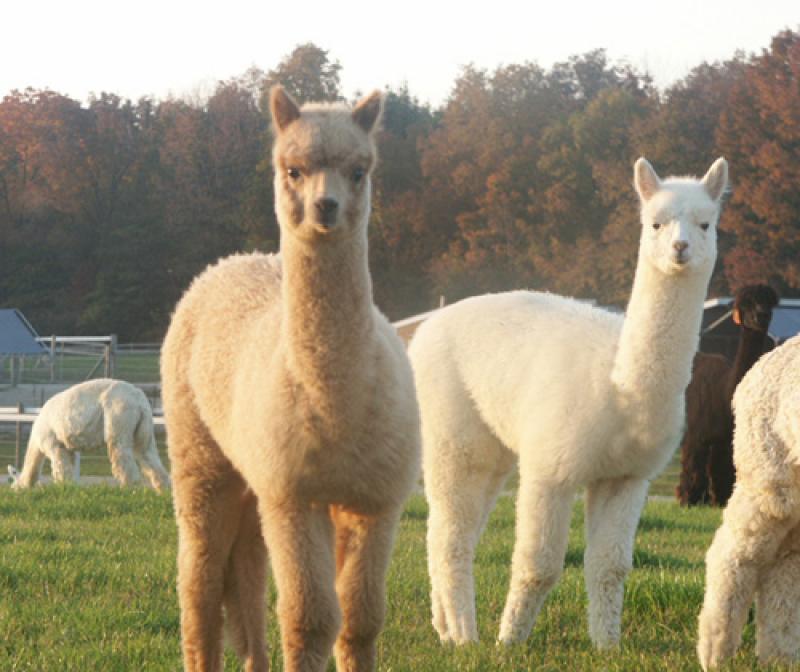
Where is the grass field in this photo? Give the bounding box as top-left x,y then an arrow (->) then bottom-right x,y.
0,487 -> 790,671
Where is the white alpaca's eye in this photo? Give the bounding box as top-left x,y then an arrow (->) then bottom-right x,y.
700,222 -> 710,231
352,167 -> 366,183
652,221 -> 661,230
287,167 -> 301,180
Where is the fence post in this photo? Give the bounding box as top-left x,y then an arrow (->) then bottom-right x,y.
104,335 -> 118,379
50,335 -> 56,382
15,402 -> 23,471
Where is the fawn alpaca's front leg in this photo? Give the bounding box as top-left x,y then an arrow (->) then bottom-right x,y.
498,480 -> 575,644
174,468 -> 247,672
261,501 -> 340,672
331,506 -> 401,672
583,477 -> 648,648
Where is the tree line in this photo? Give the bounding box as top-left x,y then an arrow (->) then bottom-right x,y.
1,33 -> 799,341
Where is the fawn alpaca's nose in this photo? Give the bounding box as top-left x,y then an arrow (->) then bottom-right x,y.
314,197 -> 339,228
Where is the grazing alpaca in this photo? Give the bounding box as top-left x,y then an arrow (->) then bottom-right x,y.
8,378 -> 169,492
160,87 -> 420,672
677,284 -> 778,506
697,334 -> 800,670
409,157 -> 728,647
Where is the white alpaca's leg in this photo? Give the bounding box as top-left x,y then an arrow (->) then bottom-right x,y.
498,479 -> 576,644
260,500 -> 340,672
135,430 -> 171,492
583,477 -> 649,648
697,487 -> 796,670
13,439 -> 47,488
427,460 -> 513,644
103,404 -> 143,487
49,441 -> 74,484
755,522 -> 800,665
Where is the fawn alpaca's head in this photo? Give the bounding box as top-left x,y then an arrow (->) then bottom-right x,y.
270,86 -> 383,242
634,157 -> 727,276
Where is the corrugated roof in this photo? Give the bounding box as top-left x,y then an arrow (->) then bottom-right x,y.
0,309 -> 46,355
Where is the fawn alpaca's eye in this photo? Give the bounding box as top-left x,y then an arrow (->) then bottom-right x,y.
352,167 -> 366,183
700,222 -> 710,231
287,167 -> 301,181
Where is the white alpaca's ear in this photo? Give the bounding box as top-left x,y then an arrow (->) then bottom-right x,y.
634,157 -> 661,202
701,157 -> 728,202
352,91 -> 384,134
270,86 -> 301,133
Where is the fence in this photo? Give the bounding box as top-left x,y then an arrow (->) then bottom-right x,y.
1,338 -> 162,386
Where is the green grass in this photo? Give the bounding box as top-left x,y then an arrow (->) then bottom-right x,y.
1,488 -> 791,671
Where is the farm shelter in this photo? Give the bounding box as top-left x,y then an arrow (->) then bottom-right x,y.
0,309 -> 46,385
699,297 -> 800,358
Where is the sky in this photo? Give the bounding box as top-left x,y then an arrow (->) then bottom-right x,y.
2,0 -> 800,107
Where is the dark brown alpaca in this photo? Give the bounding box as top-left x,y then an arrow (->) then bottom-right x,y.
677,284 -> 779,506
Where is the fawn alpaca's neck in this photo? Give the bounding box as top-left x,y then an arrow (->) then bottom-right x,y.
281,230 -> 374,399
611,257 -> 710,430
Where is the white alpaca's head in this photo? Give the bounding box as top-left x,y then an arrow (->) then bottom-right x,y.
634,157 -> 728,276
270,86 -> 383,243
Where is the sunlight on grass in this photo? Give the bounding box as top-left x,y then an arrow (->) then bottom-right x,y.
0,488 -> 787,671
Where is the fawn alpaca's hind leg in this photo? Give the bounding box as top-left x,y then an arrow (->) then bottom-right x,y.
426,439 -> 514,644
331,507 -> 401,671
260,501 -> 340,672
174,459 -> 247,672
498,478 -> 576,644
583,477 -> 649,648
697,487 -> 795,671
755,522 -> 800,665
223,489 -> 269,672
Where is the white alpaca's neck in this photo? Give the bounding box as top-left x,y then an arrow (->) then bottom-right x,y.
280,227 -> 374,402
611,254 -> 710,432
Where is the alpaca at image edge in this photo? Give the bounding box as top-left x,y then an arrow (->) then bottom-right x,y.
9,378 -> 169,492
698,333 -> 800,670
160,87 -> 420,672
409,156 -> 727,647
677,284 -> 778,507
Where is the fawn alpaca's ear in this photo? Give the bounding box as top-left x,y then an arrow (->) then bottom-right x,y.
633,157 -> 661,203
270,86 -> 301,133
701,157 -> 728,202
352,91 -> 384,134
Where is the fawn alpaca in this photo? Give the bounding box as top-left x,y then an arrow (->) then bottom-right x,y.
161,87 -> 420,672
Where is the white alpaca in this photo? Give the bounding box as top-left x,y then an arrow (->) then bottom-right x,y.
8,378 -> 170,492
409,157 -> 728,647
698,334 -> 800,670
